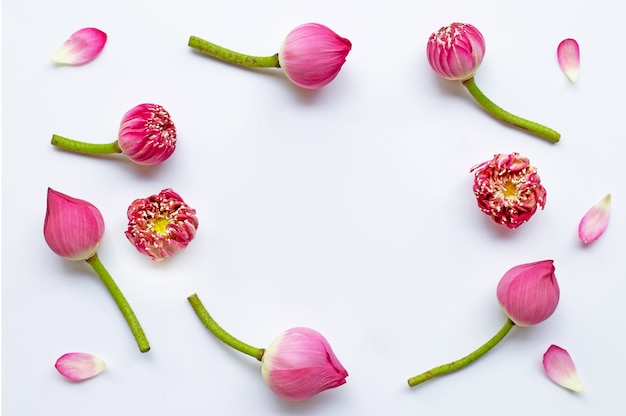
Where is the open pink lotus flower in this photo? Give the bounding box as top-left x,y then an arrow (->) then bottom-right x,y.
471,152 -> 546,229
50,28 -> 107,65
543,345 -> 583,392
578,194 -> 611,244
126,188 -> 198,261
55,352 -> 106,381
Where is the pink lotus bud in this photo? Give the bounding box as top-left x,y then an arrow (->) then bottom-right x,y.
44,188 -> 105,261
496,260 -> 559,327
261,327 -> 348,401
118,104 -> 177,165
50,27 -> 107,66
125,188 -> 198,261
470,152 -> 547,229
55,352 -> 106,381
278,23 -> 352,89
426,22 -> 485,81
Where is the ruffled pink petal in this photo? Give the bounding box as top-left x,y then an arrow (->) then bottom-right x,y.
543,345 -> 583,392
50,28 -> 107,65
55,352 -> 106,381
557,38 -> 580,82
578,193 -> 611,243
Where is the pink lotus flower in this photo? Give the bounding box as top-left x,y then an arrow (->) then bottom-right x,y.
187,294 -> 349,401
55,352 -> 106,381
408,260 -> 560,387
125,188 -> 198,261
50,28 -> 107,65
426,22 -> 560,142
44,188 -> 105,261
557,38 -> 580,83
497,260 -> 559,326
470,152 -> 547,229
543,344 -> 584,392
261,327 -> 349,401
117,104 -> 177,165
578,193 -> 611,244
278,23 -> 352,89
427,22 -> 485,81
51,103 -> 176,166
188,23 -> 351,89
44,189 -> 150,353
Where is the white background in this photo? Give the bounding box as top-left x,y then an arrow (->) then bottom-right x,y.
2,0 -> 624,415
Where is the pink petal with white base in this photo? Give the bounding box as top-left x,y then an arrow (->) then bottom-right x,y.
55,352 -> 105,381
50,28 -> 107,65
543,345 -> 583,392
578,193 -> 611,244
557,38 -> 580,82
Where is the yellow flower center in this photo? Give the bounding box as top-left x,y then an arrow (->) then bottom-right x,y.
503,181 -> 518,197
152,217 -> 170,234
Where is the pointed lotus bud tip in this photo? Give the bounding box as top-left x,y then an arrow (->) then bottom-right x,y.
557,38 -> 580,83
543,345 -> 583,392
55,352 -> 106,381
578,193 -> 611,244
50,28 -> 107,66
261,327 -> 348,401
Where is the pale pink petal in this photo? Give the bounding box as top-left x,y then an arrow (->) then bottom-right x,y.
55,352 -> 106,381
557,38 -> 580,82
578,193 -> 611,243
50,28 -> 107,65
543,345 -> 583,392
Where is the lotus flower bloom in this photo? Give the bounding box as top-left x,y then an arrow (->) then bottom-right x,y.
578,193 -> 611,244
426,22 -> 560,142
408,261 -> 559,387
557,38 -> 580,83
497,260 -> 559,326
44,188 -> 105,261
44,188 -> 150,353
55,352 -> 106,381
261,327 -> 349,401
125,188 -> 198,261
50,28 -> 107,65
51,103 -> 176,165
543,345 -> 584,392
187,294 -> 348,401
470,152 -> 546,229
188,23 -> 351,89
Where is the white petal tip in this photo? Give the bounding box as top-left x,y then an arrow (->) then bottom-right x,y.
50,28 -> 107,66
55,352 -> 106,381
557,38 -> 580,83
543,345 -> 584,393
578,194 -> 611,244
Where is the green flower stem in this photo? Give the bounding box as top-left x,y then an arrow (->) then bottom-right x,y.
462,77 -> 561,143
51,134 -> 121,154
407,318 -> 515,387
187,293 -> 265,361
188,36 -> 280,68
86,253 -> 150,353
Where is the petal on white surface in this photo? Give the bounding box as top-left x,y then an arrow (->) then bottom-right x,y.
50,28 -> 107,65
557,38 -> 580,82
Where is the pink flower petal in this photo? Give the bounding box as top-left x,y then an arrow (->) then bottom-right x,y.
50,28 -> 107,65
55,352 -> 106,381
543,345 -> 583,392
578,193 -> 611,244
557,38 -> 580,82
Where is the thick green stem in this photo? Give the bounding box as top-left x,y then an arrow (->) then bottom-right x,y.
408,318 -> 515,387
462,77 -> 561,143
86,254 -> 150,353
187,293 -> 265,361
188,36 -> 280,68
51,134 -> 121,154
